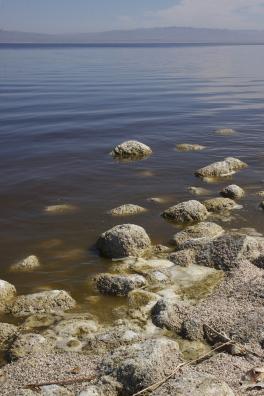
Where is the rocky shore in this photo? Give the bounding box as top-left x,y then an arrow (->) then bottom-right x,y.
1,139 -> 264,395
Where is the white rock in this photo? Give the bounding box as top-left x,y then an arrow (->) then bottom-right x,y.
10,255 -> 40,272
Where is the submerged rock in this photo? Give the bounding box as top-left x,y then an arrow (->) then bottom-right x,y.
171,222 -> 224,250
176,143 -> 206,152
101,338 -> 182,395
44,204 -> 78,214
94,273 -> 146,296
10,290 -> 76,317
111,140 -> 152,159
203,197 -> 237,212
195,157 -> 247,178
220,184 -> 245,200
0,280 -> 16,312
8,333 -> 53,361
162,200 -> 208,224
188,186 -> 211,196
0,323 -> 19,349
10,255 -> 40,272
215,128 -> 236,136
259,200 -> 264,210
108,204 -> 146,217
97,224 -> 151,258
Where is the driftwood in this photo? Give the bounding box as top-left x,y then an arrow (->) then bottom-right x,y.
26,374 -> 97,389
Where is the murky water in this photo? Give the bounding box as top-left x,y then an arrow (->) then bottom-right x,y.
1,44 -> 264,321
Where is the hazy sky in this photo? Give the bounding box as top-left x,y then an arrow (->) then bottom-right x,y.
1,0 -> 264,33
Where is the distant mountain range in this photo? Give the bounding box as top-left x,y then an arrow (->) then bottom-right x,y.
1,26 -> 264,44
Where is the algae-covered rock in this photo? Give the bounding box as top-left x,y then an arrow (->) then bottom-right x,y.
220,184 -> 245,200
188,186 -> 211,196
0,280 -> 16,313
176,143 -> 206,152
10,290 -> 76,317
111,140 -> 152,159
94,273 -> 146,296
8,333 -> 53,360
97,224 -> 151,259
108,204 -> 147,217
171,222 -> 224,250
162,200 -> 208,224
10,255 -> 40,272
195,157 -> 247,178
215,128 -> 236,136
204,197 -> 237,212
44,204 -> 77,214
0,323 -> 19,349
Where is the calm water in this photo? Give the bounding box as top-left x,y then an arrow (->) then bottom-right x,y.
1,44 -> 264,320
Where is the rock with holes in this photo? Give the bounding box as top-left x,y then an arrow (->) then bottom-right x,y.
94,273 -> 146,296
97,224 -> 151,259
0,323 -> 19,349
220,184 -> 245,200
7,333 -> 53,361
195,157 -> 247,178
203,197 -> 237,213
162,200 -> 208,224
111,140 -> 152,159
0,280 -> 16,313
10,255 -> 40,272
108,204 -> 147,217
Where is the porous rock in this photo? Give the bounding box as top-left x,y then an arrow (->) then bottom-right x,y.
108,204 -> 146,217
171,222 -> 224,250
168,249 -> 196,267
94,273 -> 146,296
151,298 -> 189,333
220,184 -> 245,200
195,157 -> 247,178
101,337 -> 182,395
97,224 -> 151,258
10,255 -> 40,272
10,290 -> 76,317
196,234 -> 261,271
0,280 -> 16,312
162,200 -> 208,224
203,197 -> 237,212
111,140 -> 152,159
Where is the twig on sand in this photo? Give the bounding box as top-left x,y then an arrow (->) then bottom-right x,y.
132,340 -> 232,396
25,374 -> 97,389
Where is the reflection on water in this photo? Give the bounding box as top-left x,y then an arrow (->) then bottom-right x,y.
1,44 -> 264,319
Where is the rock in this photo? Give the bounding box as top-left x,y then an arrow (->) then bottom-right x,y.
147,197 -> 167,204
21,314 -> 61,330
196,234 -> 261,271
94,273 -> 146,296
108,204 -> 147,217
0,323 -> 19,349
195,157 -> 247,178
171,222 -> 224,249
111,140 -> 152,159
128,289 -> 160,310
188,186 -> 211,196
39,385 -> 74,396
176,143 -> 206,151
152,369 -> 235,396
162,200 -> 208,224
50,316 -> 99,340
7,333 -> 53,360
203,197 -> 237,212
259,201 -> 264,210
0,280 -> 16,312
151,299 -> 189,333
44,204 -> 77,214
97,224 -> 151,259
220,184 -> 245,200
257,191 -> 264,197
10,255 -> 40,272
101,338 -> 182,395
215,127 -> 236,136
79,376 -> 121,396
168,249 -> 196,267
10,290 -> 76,317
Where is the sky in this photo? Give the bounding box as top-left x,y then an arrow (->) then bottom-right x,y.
1,0 -> 264,34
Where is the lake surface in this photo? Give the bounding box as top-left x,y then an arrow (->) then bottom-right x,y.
1,44 -> 264,320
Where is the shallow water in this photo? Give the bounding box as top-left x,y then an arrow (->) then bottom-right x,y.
1,44 -> 264,320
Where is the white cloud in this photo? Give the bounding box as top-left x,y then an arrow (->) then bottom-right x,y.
125,0 -> 264,30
